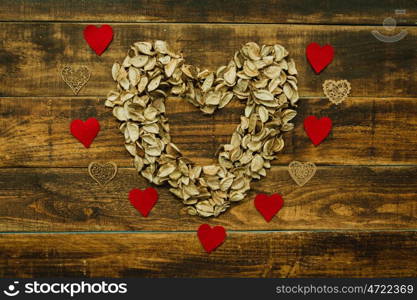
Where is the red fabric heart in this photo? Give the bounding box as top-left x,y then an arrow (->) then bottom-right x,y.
129,187 -> 158,217
254,193 -> 284,222
70,117 -> 100,148
197,224 -> 227,253
304,116 -> 332,146
306,42 -> 334,74
83,24 -> 113,56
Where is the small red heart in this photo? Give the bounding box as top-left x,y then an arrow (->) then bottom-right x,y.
83,24 -> 113,56
129,187 -> 158,217
306,42 -> 334,74
197,224 -> 227,253
70,117 -> 100,148
304,116 -> 332,146
254,193 -> 284,222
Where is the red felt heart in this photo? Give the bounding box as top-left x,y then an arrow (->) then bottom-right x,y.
304,116 -> 332,146
254,193 -> 284,222
129,187 -> 158,217
70,117 -> 100,148
83,24 -> 113,56
306,42 -> 334,74
197,224 -> 227,253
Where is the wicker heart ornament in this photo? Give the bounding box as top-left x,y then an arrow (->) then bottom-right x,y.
288,161 -> 316,187
106,41 -> 299,217
88,162 -> 118,186
323,79 -> 351,105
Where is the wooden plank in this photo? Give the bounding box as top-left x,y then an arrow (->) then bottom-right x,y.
0,231 -> 415,277
0,166 -> 416,232
0,23 -> 416,97
1,97 -> 417,167
0,0 -> 415,25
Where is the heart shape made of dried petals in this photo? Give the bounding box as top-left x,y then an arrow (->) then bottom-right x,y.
197,224 -> 227,253
288,161 -> 316,187
88,162 -> 118,186
323,79 -> 351,105
106,41 -> 299,217
61,65 -> 91,95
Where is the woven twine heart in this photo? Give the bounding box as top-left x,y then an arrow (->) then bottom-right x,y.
88,162 -> 118,185
288,161 -> 316,187
106,41 -> 300,217
61,65 -> 91,95
323,79 -> 351,105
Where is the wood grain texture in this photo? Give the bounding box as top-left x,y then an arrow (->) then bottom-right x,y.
0,0 -> 415,25
0,231 -> 416,277
0,166 -> 416,232
0,23 -> 416,97
1,97 -> 417,167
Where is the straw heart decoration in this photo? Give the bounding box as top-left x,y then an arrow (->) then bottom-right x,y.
106,41 -> 299,217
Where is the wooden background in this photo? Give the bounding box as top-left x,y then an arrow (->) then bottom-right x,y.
0,0 -> 416,277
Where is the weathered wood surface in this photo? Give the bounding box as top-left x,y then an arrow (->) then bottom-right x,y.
0,0 -> 415,25
0,231 -> 416,277
0,166 -> 416,232
0,23 -> 416,97
1,97 -> 416,167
